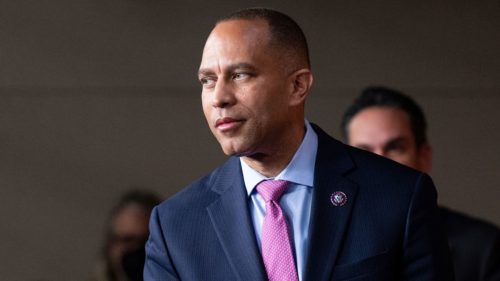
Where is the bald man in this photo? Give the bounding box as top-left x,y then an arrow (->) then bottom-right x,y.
144,9 -> 453,281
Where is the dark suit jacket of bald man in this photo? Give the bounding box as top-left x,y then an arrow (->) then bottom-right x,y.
144,124 -> 454,281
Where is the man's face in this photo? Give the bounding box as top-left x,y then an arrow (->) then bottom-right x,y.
347,106 -> 431,172
198,19 -> 294,157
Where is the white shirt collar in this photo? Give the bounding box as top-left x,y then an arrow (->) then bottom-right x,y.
240,120 -> 318,196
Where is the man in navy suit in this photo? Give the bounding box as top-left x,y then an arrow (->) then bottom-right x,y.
144,8 -> 454,281
341,86 -> 500,281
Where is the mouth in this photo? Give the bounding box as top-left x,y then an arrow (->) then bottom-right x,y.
215,117 -> 244,131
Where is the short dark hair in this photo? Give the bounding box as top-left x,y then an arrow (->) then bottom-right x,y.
341,86 -> 428,148
217,7 -> 310,69
109,189 -> 161,217
104,189 -> 161,251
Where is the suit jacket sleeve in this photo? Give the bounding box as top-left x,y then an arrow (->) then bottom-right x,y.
144,206 -> 180,281
402,173 -> 455,281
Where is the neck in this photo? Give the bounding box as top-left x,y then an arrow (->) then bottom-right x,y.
242,122 -> 305,177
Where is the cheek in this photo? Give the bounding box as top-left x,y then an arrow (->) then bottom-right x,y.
248,94 -> 284,120
201,97 -> 213,120
392,152 -> 419,169
245,79 -> 283,104
399,158 -> 415,167
108,244 -> 124,260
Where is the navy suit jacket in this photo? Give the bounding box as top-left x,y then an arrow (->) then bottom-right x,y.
144,125 -> 454,280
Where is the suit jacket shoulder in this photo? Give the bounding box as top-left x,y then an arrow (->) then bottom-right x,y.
155,157 -> 239,216
306,124 -> 454,281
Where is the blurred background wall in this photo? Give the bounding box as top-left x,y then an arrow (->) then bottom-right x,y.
1,0 -> 499,280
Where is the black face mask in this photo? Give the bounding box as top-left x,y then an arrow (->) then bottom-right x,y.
122,246 -> 146,281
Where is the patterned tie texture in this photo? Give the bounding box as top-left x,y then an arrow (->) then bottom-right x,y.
256,180 -> 299,281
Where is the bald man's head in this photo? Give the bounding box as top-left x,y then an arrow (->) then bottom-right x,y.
217,8 -> 310,72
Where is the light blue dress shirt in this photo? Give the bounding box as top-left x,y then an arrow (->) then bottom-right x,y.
240,120 -> 318,281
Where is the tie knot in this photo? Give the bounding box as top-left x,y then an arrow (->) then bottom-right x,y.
256,180 -> 289,202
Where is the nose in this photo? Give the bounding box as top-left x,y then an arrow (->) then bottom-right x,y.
211,79 -> 236,108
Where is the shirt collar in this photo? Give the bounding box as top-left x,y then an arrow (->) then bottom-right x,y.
240,120 -> 318,196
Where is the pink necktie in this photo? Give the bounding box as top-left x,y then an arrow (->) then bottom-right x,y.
256,180 -> 299,281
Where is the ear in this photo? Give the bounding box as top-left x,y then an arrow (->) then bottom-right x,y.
417,143 -> 433,173
288,68 -> 313,106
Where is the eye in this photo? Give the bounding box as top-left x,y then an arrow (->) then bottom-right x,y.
387,143 -> 406,153
199,76 -> 216,88
232,72 -> 250,81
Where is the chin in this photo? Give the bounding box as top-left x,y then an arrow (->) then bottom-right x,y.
219,143 -> 239,156
216,137 -> 238,154
220,144 -> 251,157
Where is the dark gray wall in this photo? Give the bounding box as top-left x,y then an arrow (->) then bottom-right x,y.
1,1 -> 499,280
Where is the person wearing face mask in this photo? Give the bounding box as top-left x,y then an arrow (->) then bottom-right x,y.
90,190 -> 160,281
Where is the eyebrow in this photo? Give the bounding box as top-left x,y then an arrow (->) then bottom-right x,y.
198,62 -> 257,77
385,137 -> 406,146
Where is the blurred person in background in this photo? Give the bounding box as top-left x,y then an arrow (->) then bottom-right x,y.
90,190 -> 161,281
341,86 -> 500,281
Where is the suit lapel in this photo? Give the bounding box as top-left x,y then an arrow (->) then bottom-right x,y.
206,157 -> 267,281
304,125 -> 359,281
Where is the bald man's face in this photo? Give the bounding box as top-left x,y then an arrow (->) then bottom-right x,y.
347,106 -> 431,172
198,19 -> 296,157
